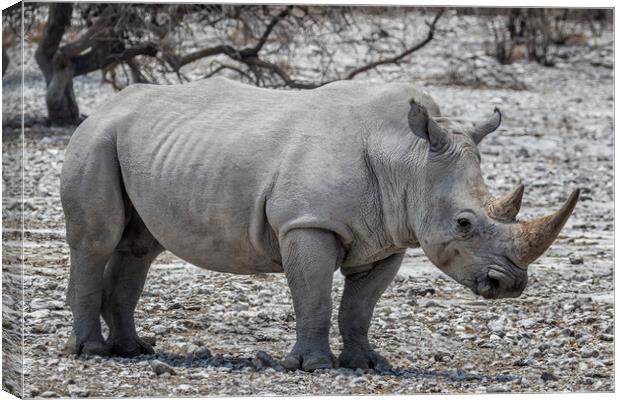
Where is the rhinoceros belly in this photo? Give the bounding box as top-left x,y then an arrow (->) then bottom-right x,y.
115,111 -> 285,274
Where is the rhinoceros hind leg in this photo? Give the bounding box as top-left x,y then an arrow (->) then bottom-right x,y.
61,127 -> 128,357
280,228 -> 341,372
66,248 -> 116,357
102,211 -> 163,358
338,253 -> 404,371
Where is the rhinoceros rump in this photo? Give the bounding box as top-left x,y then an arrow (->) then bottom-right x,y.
60,78 -> 578,371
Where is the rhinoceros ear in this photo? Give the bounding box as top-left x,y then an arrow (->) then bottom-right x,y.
408,98 -> 448,151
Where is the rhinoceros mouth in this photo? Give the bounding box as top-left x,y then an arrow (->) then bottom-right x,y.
471,259 -> 528,299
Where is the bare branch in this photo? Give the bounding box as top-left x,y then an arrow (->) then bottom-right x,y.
73,43 -> 158,76
343,9 -> 444,80
243,57 -> 325,89
245,6 -> 292,55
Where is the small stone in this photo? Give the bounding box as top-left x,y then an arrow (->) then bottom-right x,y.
487,384 -> 510,393
352,376 -> 367,384
150,324 -> 168,335
580,347 -> 599,358
513,358 -> 529,367
599,333 -> 613,342
252,350 -> 279,370
141,335 -> 157,346
541,372 -> 558,382
193,347 -> 212,359
67,385 -> 90,397
150,360 -> 176,376
40,391 -> 58,398
569,255 -> 584,265
518,318 -> 535,329
31,323 -> 52,334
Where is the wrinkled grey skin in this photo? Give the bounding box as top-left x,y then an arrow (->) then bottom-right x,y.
60,78 -> 556,371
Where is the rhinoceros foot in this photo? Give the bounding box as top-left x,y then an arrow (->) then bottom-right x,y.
63,333 -> 111,357
108,336 -> 155,358
338,348 -> 391,371
282,344 -> 336,372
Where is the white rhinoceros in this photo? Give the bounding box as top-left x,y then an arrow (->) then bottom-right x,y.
60,77 -> 579,371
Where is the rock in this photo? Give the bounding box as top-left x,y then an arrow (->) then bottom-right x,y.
518,318 -> 535,329
141,335 -> 157,347
39,391 -> 58,398
513,358 -> 529,367
599,333 -> 613,342
67,385 -> 90,397
150,360 -> 176,376
352,376 -> 367,385
541,372 -> 558,382
252,351 -> 280,370
31,323 -> 52,334
487,384 -> 510,393
150,324 -> 168,335
569,255 -> 584,265
580,347 -> 599,358
193,347 -> 212,359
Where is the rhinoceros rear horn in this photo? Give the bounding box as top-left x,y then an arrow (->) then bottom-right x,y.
408,98 -> 447,151
510,189 -> 580,266
469,107 -> 502,144
488,183 -> 525,221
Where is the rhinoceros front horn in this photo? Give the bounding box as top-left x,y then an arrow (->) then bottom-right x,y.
510,189 -> 580,266
469,108 -> 502,144
488,183 -> 525,221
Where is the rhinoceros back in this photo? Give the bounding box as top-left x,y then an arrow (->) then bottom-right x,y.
75,77 -> 438,273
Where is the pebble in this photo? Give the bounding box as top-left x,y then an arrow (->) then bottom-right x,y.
193,347 -> 213,359
150,324 -> 168,335
253,351 -> 280,370
150,360 -> 176,376
580,347 -> 599,358
569,255 -> 584,265
541,372 -> 558,382
487,384 -> 510,393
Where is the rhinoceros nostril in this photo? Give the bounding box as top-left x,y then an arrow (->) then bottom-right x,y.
487,276 -> 500,291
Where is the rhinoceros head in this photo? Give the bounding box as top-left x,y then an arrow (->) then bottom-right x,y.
407,99 -> 579,299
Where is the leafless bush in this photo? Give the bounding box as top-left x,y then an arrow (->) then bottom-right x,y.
488,8 -> 611,66
13,3 -> 444,125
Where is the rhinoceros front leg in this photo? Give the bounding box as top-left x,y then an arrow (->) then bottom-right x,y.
338,252 -> 404,371
280,228 -> 341,371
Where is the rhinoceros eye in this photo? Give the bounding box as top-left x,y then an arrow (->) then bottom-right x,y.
456,217 -> 473,232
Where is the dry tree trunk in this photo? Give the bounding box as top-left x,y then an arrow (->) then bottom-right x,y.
34,3 -> 157,125
34,3 -> 78,125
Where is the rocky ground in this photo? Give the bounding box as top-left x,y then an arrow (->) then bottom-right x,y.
2,9 -> 614,398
